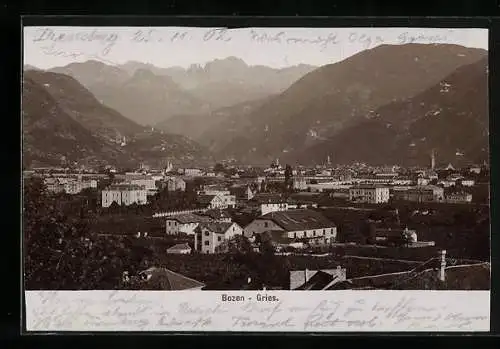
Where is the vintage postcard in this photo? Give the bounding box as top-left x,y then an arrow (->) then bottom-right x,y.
22,24 -> 490,332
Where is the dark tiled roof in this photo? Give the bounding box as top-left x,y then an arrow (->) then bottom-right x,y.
261,209 -> 335,231
201,209 -> 231,220
167,243 -> 191,251
251,193 -> 287,204
107,184 -> 145,190
167,213 -> 212,224
202,277 -> 259,290
139,267 -> 205,290
392,263 -> 490,290
295,271 -> 338,290
197,195 -> 217,204
350,184 -> 389,189
406,185 -> 443,192
375,228 -> 416,237
327,271 -> 411,290
230,186 -> 253,197
198,222 -> 234,234
327,259 -> 490,291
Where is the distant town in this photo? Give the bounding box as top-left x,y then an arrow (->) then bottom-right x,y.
22,27 -> 490,292
23,153 -> 491,291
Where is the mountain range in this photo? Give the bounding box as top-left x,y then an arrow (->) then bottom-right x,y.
22,70 -> 210,169
156,97 -> 271,144
293,57 -> 489,166
23,43 -> 489,168
47,58 -> 317,126
203,44 -> 488,166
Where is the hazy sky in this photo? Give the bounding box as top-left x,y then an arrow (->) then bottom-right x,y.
23,27 -> 488,69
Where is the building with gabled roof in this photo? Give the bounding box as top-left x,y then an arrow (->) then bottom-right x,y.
197,193 -> 236,209
292,267 -> 347,290
166,243 -> 192,254
194,222 -> 243,254
326,253 -> 490,291
243,209 -> 336,245
138,267 -> 205,290
230,185 -> 255,201
197,194 -> 223,209
165,213 -> 213,235
199,209 -> 232,222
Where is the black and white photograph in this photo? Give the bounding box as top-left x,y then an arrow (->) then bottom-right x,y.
22,24 -> 491,332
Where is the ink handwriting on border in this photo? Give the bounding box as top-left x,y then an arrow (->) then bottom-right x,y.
30,27 -> 395,62
27,292 -> 488,331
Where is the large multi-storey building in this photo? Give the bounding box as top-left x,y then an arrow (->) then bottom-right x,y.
393,185 -> 444,203
130,178 -> 157,191
44,176 -> 97,194
64,179 -> 98,194
349,185 -> 390,204
292,176 -> 308,191
101,184 -> 148,207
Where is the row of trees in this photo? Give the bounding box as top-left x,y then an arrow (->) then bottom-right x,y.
24,177 -> 155,289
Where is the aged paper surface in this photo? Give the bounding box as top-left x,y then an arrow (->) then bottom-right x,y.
23,25 -> 490,333
25,291 -> 490,332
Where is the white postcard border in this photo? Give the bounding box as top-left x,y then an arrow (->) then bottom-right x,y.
25,290 -> 490,332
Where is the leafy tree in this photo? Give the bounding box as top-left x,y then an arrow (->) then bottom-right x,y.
215,235 -> 252,254
214,163 -> 225,173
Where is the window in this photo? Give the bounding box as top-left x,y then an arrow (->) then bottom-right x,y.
204,241 -> 209,246
313,231 -> 316,236
218,236 -> 222,242
264,222 -> 268,228
204,232 -> 210,236
294,232 -> 297,238
323,229 -> 326,234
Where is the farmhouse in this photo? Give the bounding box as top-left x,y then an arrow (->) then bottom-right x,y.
194,222 -> 244,254
165,213 -> 213,235
243,209 -> 336,245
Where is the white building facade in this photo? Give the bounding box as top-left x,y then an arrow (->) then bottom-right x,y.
349,185 -> 390,204
243,210 -> 337,245
194,222 -> 243,254
261,202 -> 289,215
165,214 -> 212,235
101,184 -> 148,207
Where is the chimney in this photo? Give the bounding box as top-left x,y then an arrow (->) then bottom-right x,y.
439,250 -> 447,282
